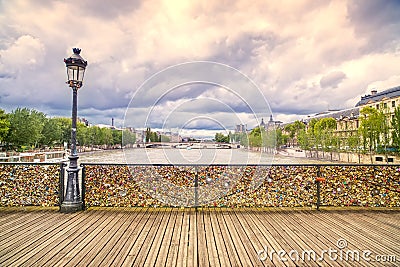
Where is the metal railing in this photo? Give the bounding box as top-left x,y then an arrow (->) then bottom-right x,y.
81,163 -> 400,209
0,162 -> 65,207
1,162 -> 399,209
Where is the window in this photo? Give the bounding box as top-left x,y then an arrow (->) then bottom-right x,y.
384,102 -> 387,109
376,104 -> 379,109
392,101 -> 396,108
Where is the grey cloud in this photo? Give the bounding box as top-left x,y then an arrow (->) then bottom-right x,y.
347,0 -> 400,53
207,31 -> 281,69
78,0 -> 142,19
320,71 -> 347,89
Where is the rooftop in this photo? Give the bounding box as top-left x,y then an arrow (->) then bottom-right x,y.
356,85 -> 400,106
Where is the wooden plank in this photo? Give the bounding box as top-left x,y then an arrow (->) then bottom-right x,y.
6,210 -> 98,267
0,208 -> 399,267
133,208 -> 167,266
257,210 -> 315,267
271,210 -> 342,267
318,211 -> 399,256
233,209 -> 270,267
20,212 -> 106,266
87,208 -> 141,266
0,211 -> 38,229
143,208 -> 173,266
343,211 -> 400,243
74,210 -> 132,266
202,209 -> 221,267
208,207 -> 231,267
45,210 -> 118,267
247,209 -> 294,267
103,208 -> 149,267
291,210 -> 378,267
165,208 -> 184,266
116,208 -> 156,266
215,208 -> 242,266
221,208 -> 253,266
0,212 -> 75,263
187,208 -> 198,267
196,209 -> 210,267
154,208 -> 178,267
0,211 -> 61,247
237,209 -> 286,267
176,208 -> 190,267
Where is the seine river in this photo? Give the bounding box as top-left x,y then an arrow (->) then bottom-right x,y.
78,148 -> 332,165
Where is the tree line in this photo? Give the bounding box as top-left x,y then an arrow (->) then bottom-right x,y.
215,127 -> 288,150
0,108 -> 136,151
144,127 -> 171,143
213,105 -> 400,158
285,106 -> 400,160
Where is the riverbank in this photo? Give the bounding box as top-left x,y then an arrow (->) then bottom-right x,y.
78,147 -> 337,164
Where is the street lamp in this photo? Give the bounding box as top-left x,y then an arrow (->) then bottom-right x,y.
60,48 -> 87,213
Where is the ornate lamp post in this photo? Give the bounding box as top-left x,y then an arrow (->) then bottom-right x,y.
60,48 -> 87,213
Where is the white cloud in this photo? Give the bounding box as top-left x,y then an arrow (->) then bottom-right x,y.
0,0 -> 399,136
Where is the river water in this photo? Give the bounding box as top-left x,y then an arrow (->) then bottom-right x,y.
78,148 -> 332,165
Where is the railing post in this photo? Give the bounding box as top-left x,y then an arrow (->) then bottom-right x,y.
194,166 -> 199,210
59,162 -> 66,210
316,180 -> 321,210
81,164 -> 86,210
316,165 -> 322,210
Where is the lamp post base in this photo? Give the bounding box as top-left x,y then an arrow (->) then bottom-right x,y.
60,201 -> 83,213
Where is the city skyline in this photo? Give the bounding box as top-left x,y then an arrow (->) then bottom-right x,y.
1,0 -> 400,138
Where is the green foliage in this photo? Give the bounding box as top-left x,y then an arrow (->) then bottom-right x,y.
284,120 -> 305,146
160,135 -> 171,142
359,106 -> 386,153
392,106 -> 400,149
215,133 -> 229,143
248,127 -> 266,147
6,108 -> 46,149
40,117 -> 63,147
122,130 -> 136,146
314,117 -> 337,151
0,109 -> 10,142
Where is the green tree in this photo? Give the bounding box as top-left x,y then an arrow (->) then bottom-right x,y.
145,127 -> 151,142
0,109 -> 10,143
160,135 -> 171,142
40,117 -> 63,147
314,117 -> 337,158
297,129 -> 310,150
284,120 -> 305,146
248,127 -> 266,148
215,133 -> 229,143
76,122 -> 88,147
53,117 -> 72,146
391,106 -> 400,150
359,106 -> 382,160
112,130 -> 123,147
239,133 -> 249,147
6,108 -> 46,149
122,130 -> 136,146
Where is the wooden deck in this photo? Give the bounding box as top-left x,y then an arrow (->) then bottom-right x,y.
0,208 -> 399,266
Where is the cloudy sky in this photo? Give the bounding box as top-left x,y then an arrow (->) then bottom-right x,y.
1,0 -> 400,138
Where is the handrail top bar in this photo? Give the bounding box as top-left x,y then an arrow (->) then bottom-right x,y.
0,162 -> 66,166
79,162 -> 400,167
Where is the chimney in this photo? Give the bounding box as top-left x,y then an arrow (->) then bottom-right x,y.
111,118 -> 114,127
371,89 -> 377,95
